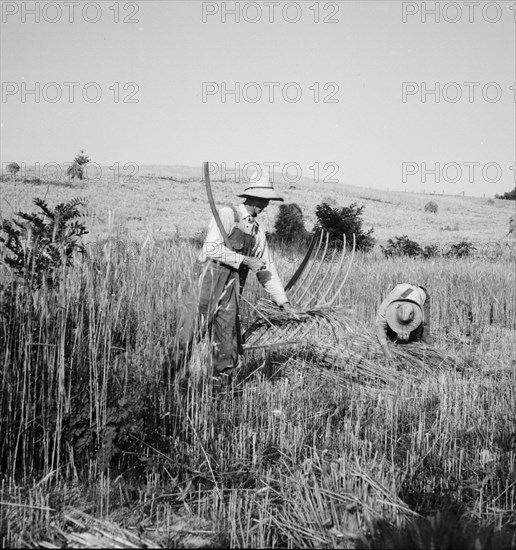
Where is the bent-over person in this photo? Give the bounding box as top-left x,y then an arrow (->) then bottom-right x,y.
375,283 -> 432,361
175,171 -> 296,377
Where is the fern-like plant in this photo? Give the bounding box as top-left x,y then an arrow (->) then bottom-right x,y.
0,197 -> 88,289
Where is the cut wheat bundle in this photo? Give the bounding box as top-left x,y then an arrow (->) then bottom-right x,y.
323,326 -> 464,376
249,298 -> 356,330
301,342 -> 403,387
242,298 -> 357,350
391,342 -> 460,373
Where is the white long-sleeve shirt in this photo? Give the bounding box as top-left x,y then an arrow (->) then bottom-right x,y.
198,204 -> 288,306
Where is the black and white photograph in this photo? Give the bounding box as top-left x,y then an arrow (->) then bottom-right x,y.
1,1 -> 515,547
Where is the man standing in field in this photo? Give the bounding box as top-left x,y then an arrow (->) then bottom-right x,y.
375,283 -> 432,361
175,170 -> 296,378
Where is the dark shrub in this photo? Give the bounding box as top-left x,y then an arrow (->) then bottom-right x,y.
423,243 -> 440,259
315,202 -> 375,252
381,235 -> 423,258
424,201 -> 438,214
495,187 -> 516,201
445,240 -> 476,259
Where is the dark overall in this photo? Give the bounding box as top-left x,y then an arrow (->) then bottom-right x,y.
176,208 -> 256,373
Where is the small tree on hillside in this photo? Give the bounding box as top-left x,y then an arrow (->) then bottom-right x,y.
273,203 -> 309,245
315,202 -> 375,252
67,149 -> 90,181
6,162 -> 20,181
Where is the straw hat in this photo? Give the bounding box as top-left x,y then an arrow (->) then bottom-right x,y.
385,300 -> 423,340
237,169 -> 284,202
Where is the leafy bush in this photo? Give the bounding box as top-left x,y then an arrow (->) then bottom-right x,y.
424,201 -> 438,214
495,187 -> 516,200
0,197 -> 88,289
381,235 -> 423,258
444,240 -> 476,259
381,236 -> 439,259
67,149 -> 90,181
273,203 -> 309,245
314,201 -> 375,252
422,243 -> 440,258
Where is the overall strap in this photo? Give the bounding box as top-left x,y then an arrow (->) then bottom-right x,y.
231,206 -> 240,223
399,286 -> 415,299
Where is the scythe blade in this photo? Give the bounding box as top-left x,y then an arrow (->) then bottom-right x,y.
203,161 -> 232,248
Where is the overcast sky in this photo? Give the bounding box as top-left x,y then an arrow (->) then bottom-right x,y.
1,0 -> 514,196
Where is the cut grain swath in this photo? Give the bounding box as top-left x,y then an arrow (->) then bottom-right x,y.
243,301 -> 356,351
35,509 -> 160,548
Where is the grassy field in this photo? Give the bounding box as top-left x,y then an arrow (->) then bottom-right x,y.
1,169 -> 515,548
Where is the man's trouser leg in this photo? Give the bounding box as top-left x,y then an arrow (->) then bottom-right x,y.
197,263 -> 240,373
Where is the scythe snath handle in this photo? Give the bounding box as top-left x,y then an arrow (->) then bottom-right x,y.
203,161 -> 233,250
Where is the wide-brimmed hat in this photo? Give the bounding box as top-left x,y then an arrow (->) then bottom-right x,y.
385,300 -> 423,340
237,169 -> 284,202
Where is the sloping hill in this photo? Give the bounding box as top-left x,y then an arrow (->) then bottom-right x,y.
1,165 -> 514,247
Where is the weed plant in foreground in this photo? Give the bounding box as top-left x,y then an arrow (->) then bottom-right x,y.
1,237 -> 515,548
